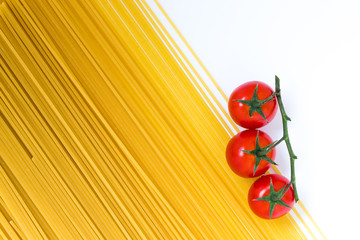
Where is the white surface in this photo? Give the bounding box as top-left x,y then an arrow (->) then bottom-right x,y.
157,0 -> 360,239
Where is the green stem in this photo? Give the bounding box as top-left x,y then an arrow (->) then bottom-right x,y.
266,136 -> 285,152
275,76 -> 299,202
261,91 -> 277,105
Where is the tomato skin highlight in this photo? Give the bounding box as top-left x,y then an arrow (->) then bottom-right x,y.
228,81 -> 278,129
248,174 -> 295,219
226,130 -> 275,178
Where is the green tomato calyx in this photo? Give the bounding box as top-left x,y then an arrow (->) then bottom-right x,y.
233,84 -> 276,122
253,178 -> 292,219
240,131 -> 277,176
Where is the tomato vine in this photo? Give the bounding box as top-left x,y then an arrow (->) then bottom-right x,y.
273,76 -> 299,202
253,76 -> 299,202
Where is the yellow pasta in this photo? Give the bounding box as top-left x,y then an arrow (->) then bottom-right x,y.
0,0 -> 320,239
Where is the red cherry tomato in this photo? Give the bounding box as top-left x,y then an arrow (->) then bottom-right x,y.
228,81 -> 278,129
248,174 -> 295,219
226,130 -> 276,178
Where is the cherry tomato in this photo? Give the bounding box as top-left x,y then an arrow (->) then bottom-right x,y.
228,81 -> 278,129
226,130 -> 276,178
248,174 -> 294,219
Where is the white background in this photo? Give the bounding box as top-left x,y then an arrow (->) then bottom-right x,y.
158,0 -> 360,239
